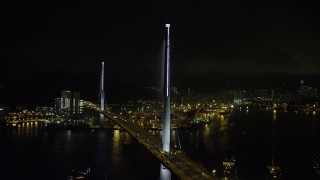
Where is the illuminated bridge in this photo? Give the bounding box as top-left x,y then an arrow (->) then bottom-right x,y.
85,24 -> 218,179
86,103 -> 217,180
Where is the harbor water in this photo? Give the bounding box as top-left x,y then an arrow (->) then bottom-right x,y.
1,109 -> 320,179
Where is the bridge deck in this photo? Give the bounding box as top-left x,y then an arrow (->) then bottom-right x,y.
88,105 -> 217,180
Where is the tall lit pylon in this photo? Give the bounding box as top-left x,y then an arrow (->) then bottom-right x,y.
162,24 -> 171,152
99,62 -> 105,128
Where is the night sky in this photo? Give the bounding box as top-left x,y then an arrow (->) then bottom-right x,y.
1,0 -> 320,107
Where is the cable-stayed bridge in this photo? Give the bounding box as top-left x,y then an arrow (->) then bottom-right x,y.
88,24 -> 218,179
85,103 -> 217,180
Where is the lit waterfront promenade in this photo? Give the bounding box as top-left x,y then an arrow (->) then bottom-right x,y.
86,103 -> 217,180
5,119 -> 49,127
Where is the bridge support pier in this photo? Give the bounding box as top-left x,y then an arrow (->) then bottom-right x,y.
160,164 -> 171,180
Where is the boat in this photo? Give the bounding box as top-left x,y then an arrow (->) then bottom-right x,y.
67,167 -> 91,180
314,153 -> 320,175
267,157 -> 281,179
222,146 -> 238,180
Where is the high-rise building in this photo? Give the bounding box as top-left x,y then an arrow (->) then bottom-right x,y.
59,90 -> 83,116
61,90 -> 72,112
54,98 -> 61,114
79,100 -> 84,113
72,92 -> 80,114
233,90 -> 244,104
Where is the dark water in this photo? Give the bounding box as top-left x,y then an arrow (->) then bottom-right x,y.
0,128 -> 162,180
1,109 -> 320,179
178,109 -> 320,179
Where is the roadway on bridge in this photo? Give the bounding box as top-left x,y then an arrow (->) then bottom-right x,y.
87,104 -> 217,180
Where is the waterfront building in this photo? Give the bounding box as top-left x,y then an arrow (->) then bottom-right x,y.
54,98 -> 61,114
61,90 -> 72,113
58,90 -> 83,116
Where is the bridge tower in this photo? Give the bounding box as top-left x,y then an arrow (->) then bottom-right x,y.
162,24 -> 171,152
99,61 -> 105,128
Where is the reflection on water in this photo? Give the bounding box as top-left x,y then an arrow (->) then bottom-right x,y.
15,122 -> 39,137
273,110 -> 277,122
2,109 -> 320,179
176,109 -> 320,179
218,114 -> 230,148
2,127 -> 164,180
111,129 -> 122,169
